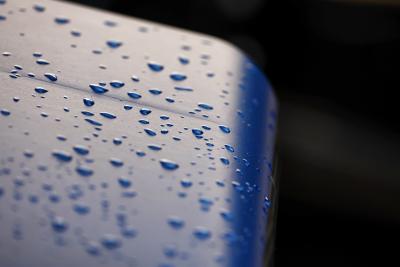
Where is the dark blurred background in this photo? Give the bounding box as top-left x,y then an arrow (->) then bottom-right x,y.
64,0 -> 400,266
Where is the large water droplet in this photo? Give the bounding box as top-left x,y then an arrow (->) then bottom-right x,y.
118,177 -> 132,188
140,108 -> 152,115
149,88 -> 162,95
89,84 -> 108,94
83,98 -> 95,107
160,159 -> 179,170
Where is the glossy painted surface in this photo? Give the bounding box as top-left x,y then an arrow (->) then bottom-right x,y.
0,0 -> 278,266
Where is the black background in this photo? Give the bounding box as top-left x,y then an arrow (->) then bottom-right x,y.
65,0 -> 400,266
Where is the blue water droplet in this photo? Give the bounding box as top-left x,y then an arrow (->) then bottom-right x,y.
101,234 -> 122,250
149,88 -> 162,95
147,144 -> 162,151
113,138 -> 122,145
0,109 -> 11,116
76,165 -> 94,177
106,40 -> 122,48
169,72 -> 187,81
193,227 -> 211,240
86,241 -> 101,256
178,56 -> 189,65
144,128 -> 156,136
44,73 -> 57,81
160,159 -> 179,170
174,86 -> 193,92
118,177 -> 131,188
147,61 -> 164,72
127,92 -> 142,99
167,216 -> 184,229
83,98 -> 95,107
73,145 -> 89,155
100,112 -> 116,119
124,104 -> 133,110
160,115 -> 169,120
224,144 -> 234,152
131,75 -> 140,82
52,150 -> 73,162
219,125 -> 231,134
110,80 -> 125,88
121,226 -> 137,238
36,58 -> 49,65
33,51 -> 42,57
110,158 -> 124,167
33,4 -> 45,12
198,103 -> 213,110
81,111 -> 94,116
192,128 -> 204,136
54,16 -> 70,24
85,118 -> 102,126
220,210 -> 234,222
73,203 -> 90,215
104,20 -> 117,27
180,179 -> 192,188
220,157 -> 230,165
163,244 -> 178,258
140,108 -> 152,115
51,216 -> 68,233
89,84 -> 108,94
70,30 -> 81,37
34,87 -> 48,94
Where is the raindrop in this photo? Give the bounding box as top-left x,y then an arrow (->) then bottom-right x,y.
198,103 -> 213,110
127,92 -> 142,99
110,158 -> 124,167
89,84 -> 108,94
33,4 -> 46,12
54,16 -> 70,25
147,61 -> 164,72
73,145 -> 89,155
174,86 -> 193,92
52,150 -> 73,162
36,58 -> 50,65
144,128 -> 156,136
73,203 -> 90,215
167,216 -> 184,230
149,89 -> 162,95
106,40 -> 122,48
169,72 -> 187,81
76,165 -> 94,177
110,80 -> 124,88
139,108 -> 152,115
219,125 -> 231,134
44,73 -> 57,81
101,234 -> 122,250
160,159 -> 179,170
118,177 -> 131,188
83,98 -> 95,107
180,179 -> 192,188
51,216 -> 68,233
193,227 -> 211,240
100,112 -> 116,119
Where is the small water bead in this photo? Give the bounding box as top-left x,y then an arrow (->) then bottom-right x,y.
160,129 -> 169,134
73,145 -> 89,155
100,112 -> 116,119
121,226 -> 137,238
198,103 -> 213,110
144,128 -> 156,136
123,104 -> 133,110
0,187 -> 4,198
224,144 -> 234,153
89,84 -> 108,94
174,86 -> 193,92
159,159 -> 179,170
180,179 -> 192,188
110,80 -> 124,88
147,61 -> 164,72
73,203 -> 90,215
127,92 -> 142,99
220,210 -> 234,222
101,234 -> 122,250
149,88 -> 162,95
86,241 -> 101,256
178,56 -> 189,65
220,157 -> 230,165
169,72 -> 187,81
131,75 -> 140,82
28,73 -> 36,77
110,158 -> 124,167
34,87 -> 48,94
165,97 -> 175,103
33,4 -> 45,12
118,177 -> 131,188
163,244 -> 178,258
139,119 -> 149,125
219,125 -> 231,134
76,165 -> 94,177
52,150 -> 73,162
147,144 -> 162,151
106,40 -> 122,48
0,109 -> 11,116
81,111 -> 94,116
104,20 -> 117,27
23,150 -> 34,158
0,15 -> 6,21
113,138 -> 122,145
192,128 -> 204,136
51,216 -> 68,233
56,135 -> 67,141
33,51 -> 42,57
83,98 -> 95,106
140,108 -> 152,115
14,65 -> 23,70
44,73 -> 57,81
167,216 -> 184,230
85,118 -> 102,126
54,16 -> 70,24
193,227 -> 211,240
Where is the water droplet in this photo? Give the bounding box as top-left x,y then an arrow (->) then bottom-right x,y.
192,128 -> 204,136
163,244 -> 178,258
220,210 -> 234,222
110,80 -> 125,88
44,73 -> 57,81
83,98 -> 95,106
76,165 -> 94,177
198,103 -> 213,110
219,125 -> 231,134
174,86 -> 193,92
118,177 -> 132,188
51,216 -> 68,233
110,158 -> 124,167
70,30 -> 81,37
33,4 -> 46,12
147,61 -> 164,72
160,159 -> 179,170
106,40 -> 122,48
178,56 -> 189,65
127,92 -> 142,99
81,111 -> 94,116
149,88 -> 162,95
169,72 -> 187,81
54,16 -> 70,24
34,87 -> 48,94
139,108 -> 152,115
89,84 -> 108,94
100,112 -> 116,119
131,75 -> 140,82
86,241 -> 101,256
73,145 -> 89,155
52,150 -> 73,162
104,20 -> 117,27
33,51 -> 42,57
147,144 -> 162,151
73,202 -> 90,215
193,227 -> 211,240
124,104 -> 133,110
144,128 -> 156,136
101,234 -> 122,250
220,157 -> 230,165
113,138 -> 122,145
224,144 -> 234,152
167,216 -> 184,229
180,179 -> 192,188
139,119 -> 149,124
0,109 -> 11,116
